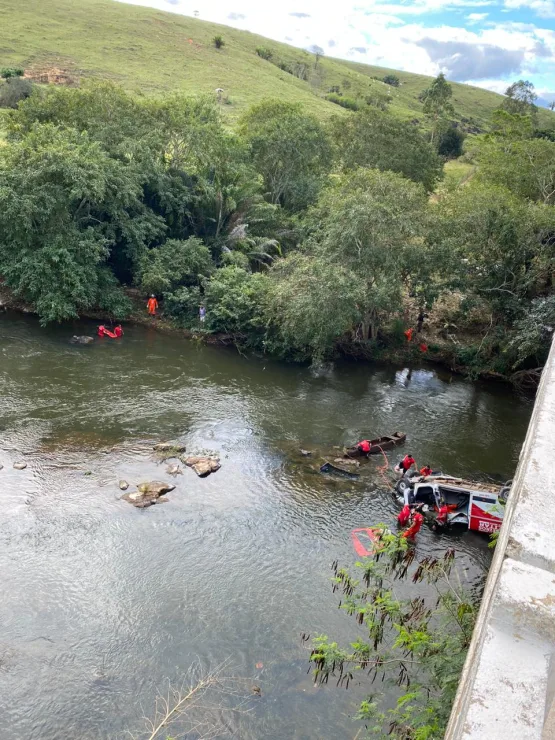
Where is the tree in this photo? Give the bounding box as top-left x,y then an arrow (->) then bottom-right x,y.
267,169 -> 431,358
502,79 -> 537,118
203,266 -> 267,336
382,74 -> 400,87
437,126 -> 465,158
420,73 -> 454,144
432,182 -> 555,322
213,35 -> 225,49
308,532 -> 477,738
239,100 -> 333,211
332,108 -> 443,192
474,128 -> 555,204
0,124 -> 135,322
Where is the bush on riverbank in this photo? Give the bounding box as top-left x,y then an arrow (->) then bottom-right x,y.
0,80 -> 554,378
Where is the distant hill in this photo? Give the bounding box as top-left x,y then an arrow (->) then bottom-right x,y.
0,0 -> 553,129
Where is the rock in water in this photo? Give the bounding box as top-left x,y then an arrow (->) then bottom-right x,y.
119,480 -> 129,490
166,464 -> 182,476
121,481 -> 176,508
153,441 -> 187,453
70,335 -> 94,345
0,463 -> 3,471
299,449 -> 313,457
13,462 -> 27,470
184,456 -> 221,478
334,458 -> 360,466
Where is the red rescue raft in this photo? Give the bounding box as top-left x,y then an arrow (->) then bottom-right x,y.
351,527 -> 383,557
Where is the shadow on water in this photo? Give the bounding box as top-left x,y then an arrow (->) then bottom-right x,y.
0,313 -> 533,739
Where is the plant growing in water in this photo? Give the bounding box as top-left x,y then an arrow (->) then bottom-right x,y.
306,529 -> 478,738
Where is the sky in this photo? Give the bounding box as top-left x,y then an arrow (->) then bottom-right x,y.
118,0 -> 555,105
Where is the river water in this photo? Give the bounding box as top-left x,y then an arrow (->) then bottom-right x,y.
0,314 -> 534,739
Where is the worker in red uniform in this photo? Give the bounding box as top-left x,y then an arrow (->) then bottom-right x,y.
114,325 -> 123,338
357,440 -> 372,455
398,504 -> 411,526
147,295 -> 158,316
402,507 -> 424,539
97,325 -> 106,337
420,464 -> 433,476
398,453 -> 416,477
404,327 -> 414,342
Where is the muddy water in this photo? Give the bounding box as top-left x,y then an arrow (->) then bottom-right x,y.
0,314 -> 533,739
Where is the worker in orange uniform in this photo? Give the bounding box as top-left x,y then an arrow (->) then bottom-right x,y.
114,325 -> 123,338
420,464 -> 433,476
404,327 -> 414,342
402,507 -> 424,539
398,453 -> 416,477
147,295 -> 158,316
357,439 -> 372,455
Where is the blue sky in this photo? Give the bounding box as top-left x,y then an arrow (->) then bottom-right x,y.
118,0 -> 555,105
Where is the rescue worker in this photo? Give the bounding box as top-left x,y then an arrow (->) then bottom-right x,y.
420,464 -> 433,476
114,325 -> 123,338
147,295 -> 158,316
97,325 -> 106,337
398,504 -> 411,527
398,453 -> 416,477
404,327 -> 414,342
357,439 -> 372,455
402,507 -> 424,539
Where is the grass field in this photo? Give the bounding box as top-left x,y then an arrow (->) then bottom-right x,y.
0,0 -> 553,128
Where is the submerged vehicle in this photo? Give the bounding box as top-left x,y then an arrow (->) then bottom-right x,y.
395,475 -> 511,534
344,432 -> 406,458
320,461 -> 360,479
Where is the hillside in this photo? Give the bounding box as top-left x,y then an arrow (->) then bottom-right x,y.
0,0 -> 553,128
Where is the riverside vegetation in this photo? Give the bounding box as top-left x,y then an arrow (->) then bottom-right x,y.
0,73 -> 554,380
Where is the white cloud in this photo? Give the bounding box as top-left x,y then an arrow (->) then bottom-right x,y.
467,12 -> 489,20
503,0 -> 555,18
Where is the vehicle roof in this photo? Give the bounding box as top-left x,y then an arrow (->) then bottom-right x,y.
419,476 -> 502,494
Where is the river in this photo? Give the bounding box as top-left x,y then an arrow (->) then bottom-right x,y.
0,314 -> 534,739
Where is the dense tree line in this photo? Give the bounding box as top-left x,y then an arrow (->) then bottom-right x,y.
0,78 -> 554,376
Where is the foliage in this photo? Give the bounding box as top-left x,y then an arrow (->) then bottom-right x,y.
365,90 -> 391,111
0,67 -> 24,79
509,296 -> 555,369
432,182 -> 555,335
325,93 -> 360,111
267,169 -> 431,358
0,77 -> 33,109
212,35 -> 225,49
308,531 -> 477,738
421,73 -> 454,144
332,108 -> 443,192
437,126 -> 465,158
0,124 -> 136,322
383,74 -> 400,87
502,79 -> 537,118
255,47 -> 273,61
203,266 -> 268,336
140,237 -> 214,294
239,100 -> 333,211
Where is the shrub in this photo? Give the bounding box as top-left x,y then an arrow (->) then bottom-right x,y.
255,47 -> 272,61
213,35 -> 225,49
383,74 -> 400,87
163,285 -> 202,326
438,126 -> 466,158
1,67 -> 24,79
327,85 -> 340,94
203,266 -> 267,335
140,237 -> 214,295
0,77 -> 33,109
325,93 -> 359,111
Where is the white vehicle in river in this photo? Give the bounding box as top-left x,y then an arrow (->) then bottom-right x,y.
395,474 -> 511,534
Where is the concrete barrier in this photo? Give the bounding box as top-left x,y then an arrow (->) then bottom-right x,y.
446,336 -> 555,740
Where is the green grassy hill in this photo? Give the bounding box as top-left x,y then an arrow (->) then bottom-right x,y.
0,0 -> 553,128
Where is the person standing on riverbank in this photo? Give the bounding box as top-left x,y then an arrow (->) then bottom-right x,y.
199,304 -> 206,325
147,295 -> 158,317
